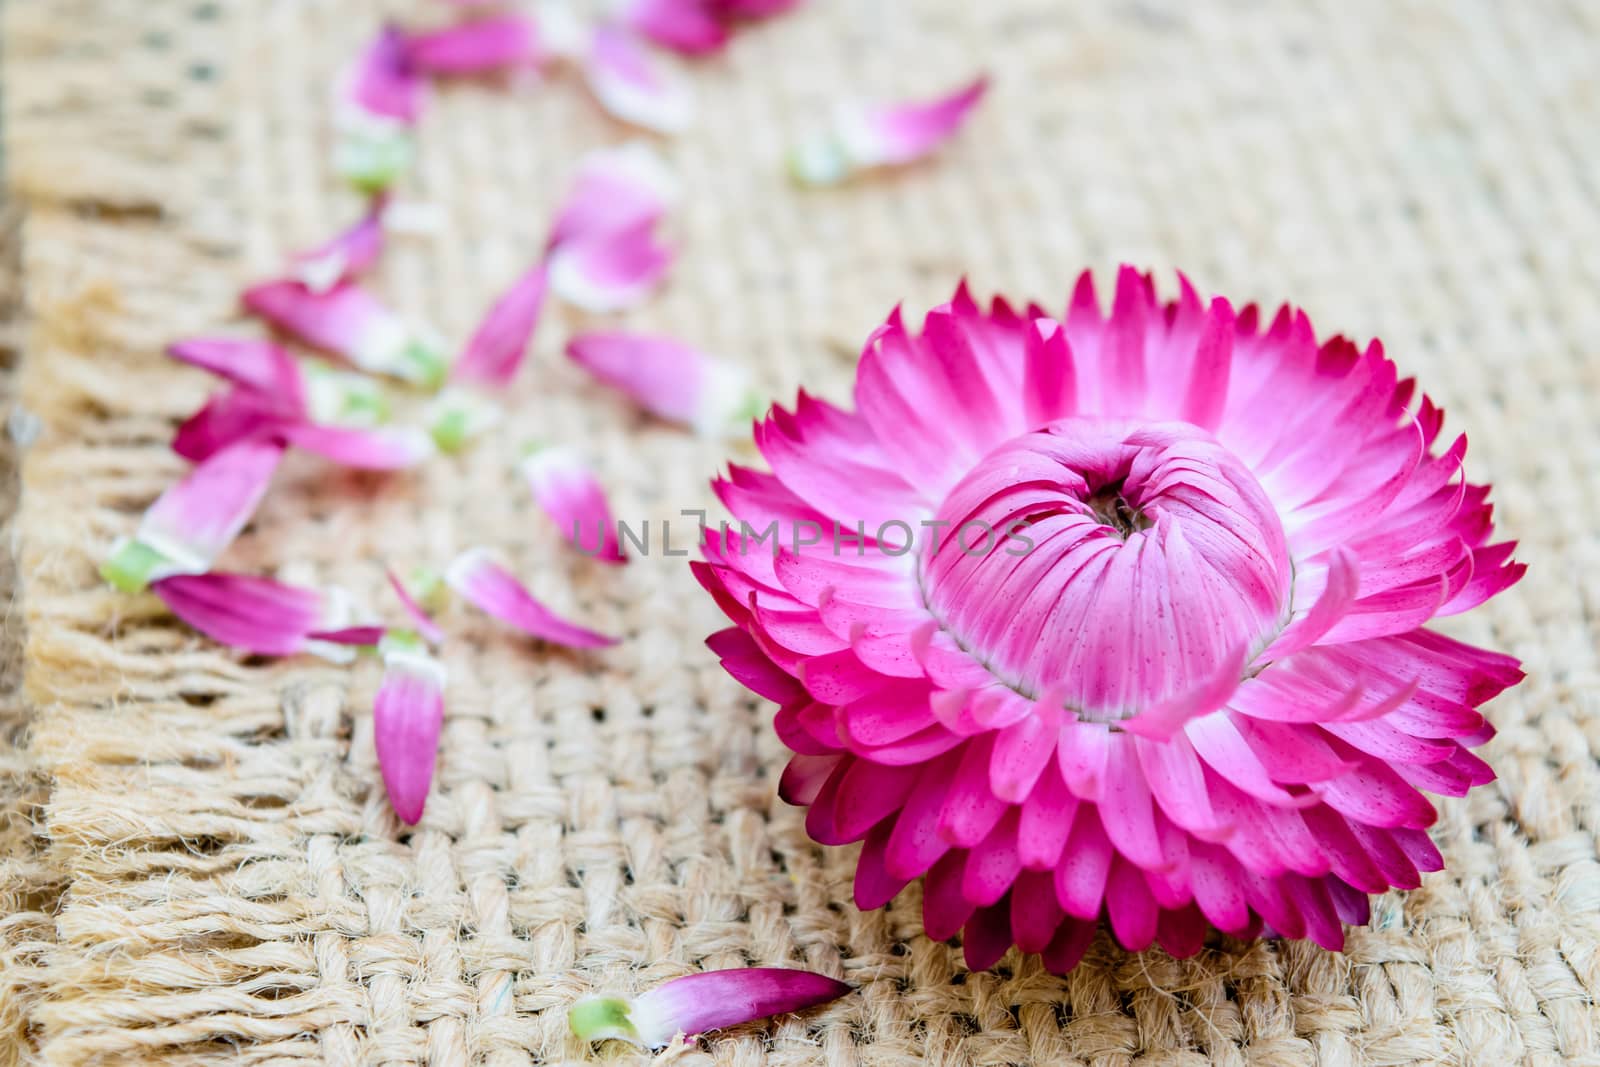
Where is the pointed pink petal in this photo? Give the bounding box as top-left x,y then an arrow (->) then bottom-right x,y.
342,25 -> 426,123
566,331 -> 757,435
547,142 -> 676,250
139,439 -> 285,570
173,388 -> 293,463
292,201 -> 388,293
578,968 -> 850,1049
624,0 -> 730,55
281,424 -> 435,470
522,446 -> 626,563
547,221 -> 673,313
167,338 -> 308,407
796,75 -> 986,182
452,262 -> 548,387
583,25 -> 694,133
243,280 -> 441,382
404,16 -> 542,75
445,548 -> 617,649
152,572 -> 325,656
374,645 -> 447,824
386,569 -> 446,646
712,0 -> 802,16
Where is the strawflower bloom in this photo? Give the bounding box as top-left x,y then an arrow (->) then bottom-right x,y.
569,968 -> 849,1049
697,270 -> 1524,971
790,75 -> 988,186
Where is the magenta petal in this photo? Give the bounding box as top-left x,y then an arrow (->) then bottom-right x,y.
281,424 -> 435,471
712,0 -> 802,16
452,262 -> 548,387
387,569 -> 446,646
404,16 -> 541,75
373,645 -> 447,824
567,331 -> 754,435
342,25 -> 426,123
167,338 -> 308,407
583,24 -> 694,133
242,280 -> 399,369
173,388 -> 293,463
152,572 -> 325,656
624,0 -> 730,55
547,142 -> 676,250
139,439 -> 285,570
445,548 -> 617,649
548,221 -> 674,312
522,446 -> 626,563
292,202 -> 388,293
606,968 -> 849,1049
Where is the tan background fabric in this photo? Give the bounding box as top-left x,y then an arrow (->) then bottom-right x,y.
3,0 -> 1598,1063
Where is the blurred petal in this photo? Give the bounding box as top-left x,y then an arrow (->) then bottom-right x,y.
548,220 -> 673,311
243,280 -> 448,386
172,387 -> 292,463
281,423 -> 436,470
167,338 -> 308,409
522,445 -> 626,563
566,331 -> 760,436
387,568 -> 447,646
340,25 -> 426,124
548,141 -> 677,249
131,439 -> 285,579
583,25 -> 694,133
404,15 -> 542,74
446,547 -> 617,648
151,571 -> 327,656
791,75 -> 988,185
451,262 -> 549,388
292,200 -> 388,294
623,0 -> 729,55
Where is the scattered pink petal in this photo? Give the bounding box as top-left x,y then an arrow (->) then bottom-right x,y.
341,25 -> 427,124
373,636 -> 448,824
405,16 -> 542,75
569,968 -> 850,1049
173,387 -> 295,463
583,24 -> 694,134
566,331 -> 761,436
167,338 -> 307,408
547,142 -> 676,251
292,199 -> 389,294
624,0 -> 729,55
150,571 -> 329,656
711,0 -> 802,17
311,625 -> 389,647
242,280 -> 447,386
547,219 -> 674,312
445,547 -> 616,649
521,446 -> 626,563
139,439 -> 285,571
451,262 -> 549,388
280,423 -> 437,471
791,75 -> 988,185
387,568 -> 447,646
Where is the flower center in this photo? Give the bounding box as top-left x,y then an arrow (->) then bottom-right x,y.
918,417 -> 1293,721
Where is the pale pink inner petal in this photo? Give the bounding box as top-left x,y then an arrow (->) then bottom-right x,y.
139,439 -> 285,569
583,24 -> 694,133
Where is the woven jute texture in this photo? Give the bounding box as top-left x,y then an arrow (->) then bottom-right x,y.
4,0 -> 1599,1063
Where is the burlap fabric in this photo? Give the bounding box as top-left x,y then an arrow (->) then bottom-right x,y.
2,1 -> 1598,1063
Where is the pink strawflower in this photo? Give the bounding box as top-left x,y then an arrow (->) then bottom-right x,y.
403,15 -> 543,75
445,547 -> 617,649
242,280 -> 449,387
582,24 -> 694,134
521,445 -> 626,563
697,271 -> 1525,971
570,967 -> 850,1049
790,75 -> 988,186
566,331 -> 763,436
373,632 -> 448,824
169,340 -> 435,470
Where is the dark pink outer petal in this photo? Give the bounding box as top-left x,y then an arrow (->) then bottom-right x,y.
345,25 -> 426,123
547,143 -> 676,251
373,649 -> 447,824
625,0 -> 730,55
547,221 -> 674,312
523,448 -> 627,564
565,331 -> 709,428
631,968 -> 850,1047
451,262 -> 548,388
152,572 -> 324,656
173,387 -> 295,463
241,280 -> 393,365
292,201 -> 388,293
445,549 -> 617,649
404,16 -> 541,75
711,0 -> 803,17
139,439 -> 285,568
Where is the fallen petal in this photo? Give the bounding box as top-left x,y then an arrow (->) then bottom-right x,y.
340,25 -> 426,124
373,634 -> 448,824
387,568 -> 447,646
131,439 -> 285,581
445,547 -> 617,648
583,24 -> 694,134
711,0 -> 803,17
791,75 -> 988,185
405,15 -> 542,75
566,331 -> 762,436
151,571 -> 327,656
569,968 -> 850,1049
282,423 -> 437,470
172,387 -> 294,463
167,338 -> 308,405
243,280 -> 448,386
292,199 -> 388,294
623,0 -> 730,55
521,445 -> 626,563
451,262 -> 549,388
547,220 -> 674,312
547,141 -> 677,250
